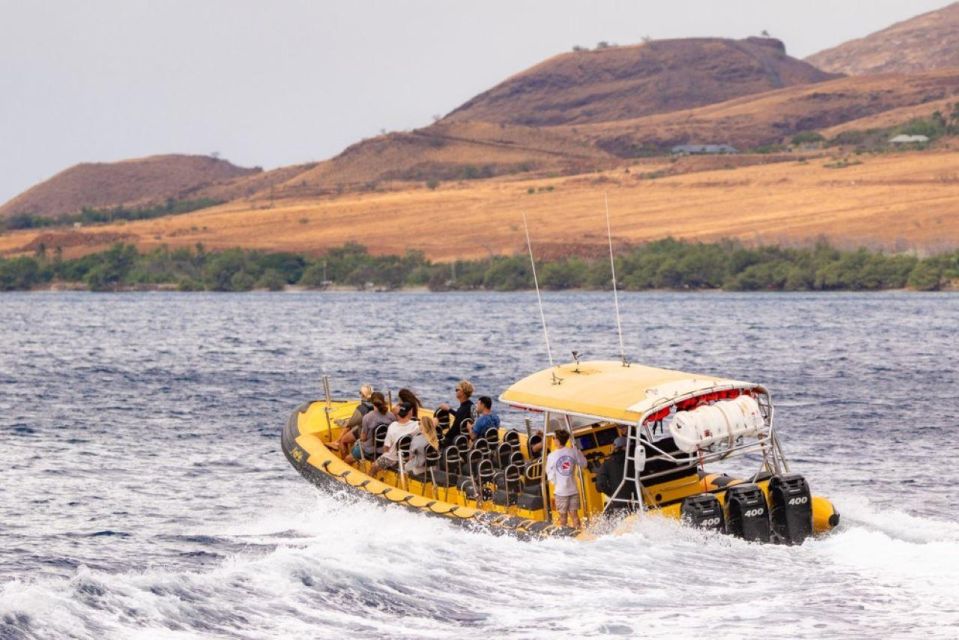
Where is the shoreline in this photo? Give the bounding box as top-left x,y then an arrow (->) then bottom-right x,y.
6,283 -> 957,294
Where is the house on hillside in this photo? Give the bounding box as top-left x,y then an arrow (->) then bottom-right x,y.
889,134 -> 930,144
671,144 -> 738,155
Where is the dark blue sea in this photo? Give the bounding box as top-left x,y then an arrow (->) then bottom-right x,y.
1,291 -> 957,639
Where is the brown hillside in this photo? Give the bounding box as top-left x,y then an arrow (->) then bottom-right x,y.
806,3 -> 959,75
260,122 -> 616,199
0,154 -> 261,219
444,37 -> 839,127
569,69 -> 959,151
3,151 -> 957,260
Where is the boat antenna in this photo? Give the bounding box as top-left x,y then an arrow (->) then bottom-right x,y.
523,211 -> 554,367
605,192 -> 628,366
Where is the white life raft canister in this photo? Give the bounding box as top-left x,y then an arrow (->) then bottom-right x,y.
669,395 -> 765,453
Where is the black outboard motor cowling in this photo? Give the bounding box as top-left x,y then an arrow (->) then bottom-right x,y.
681,493 -> 725,532
768,474 -> 813,545
724,484 -> 771,542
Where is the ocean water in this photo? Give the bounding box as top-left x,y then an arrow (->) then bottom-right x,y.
1,291 -> 957,639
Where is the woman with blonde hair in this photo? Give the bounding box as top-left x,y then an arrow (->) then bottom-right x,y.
439,379 -> 475,449
406,415 -> 439,476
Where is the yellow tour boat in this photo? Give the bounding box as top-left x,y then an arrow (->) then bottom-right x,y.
282,360 -> 840,543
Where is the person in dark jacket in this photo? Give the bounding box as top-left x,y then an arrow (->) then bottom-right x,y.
438,380 -> 475,449
595,436 -> 634,511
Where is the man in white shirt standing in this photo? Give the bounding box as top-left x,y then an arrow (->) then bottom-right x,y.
546,429 -> 588,528
371,402 -> 420,476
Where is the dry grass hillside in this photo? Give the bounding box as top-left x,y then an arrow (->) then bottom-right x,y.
571,69 -> 959,151
0,155 -> 261,219
227,69 -> 959,202
806,2 -> 959,75
5,9 -> 959,239
2,150 -> 957,260
445,37 -> 837,126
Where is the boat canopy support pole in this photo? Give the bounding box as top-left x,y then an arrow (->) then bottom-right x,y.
541,412 -> 552,523
322,375 -> 333,441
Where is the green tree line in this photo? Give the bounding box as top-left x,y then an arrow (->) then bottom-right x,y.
1,239 -> 957,292
1,198 -> 224,231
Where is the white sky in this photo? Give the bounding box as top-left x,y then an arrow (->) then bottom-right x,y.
0,0 -> 950,204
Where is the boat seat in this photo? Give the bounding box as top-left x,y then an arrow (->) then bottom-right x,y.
433,408 -> 453,441
516,492 -> 544,511
432,470 -> 461,488
372,423 -> 390,456
526,433 -> 543,458
492,464 -> 523,506
494,441 -> 516,468
458,477 -> 477,500
483,428 -> 499,449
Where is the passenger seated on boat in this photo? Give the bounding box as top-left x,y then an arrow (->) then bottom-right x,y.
546,429 -> 587,528
470,396 -> 500,442
438,380 -> 475,449
335,385 -> 374,457
371,402 -> 420,474
406,416 -> 439,476
595,436 -> 634,511
396,388 -> 422,419
345,392 -> 394,465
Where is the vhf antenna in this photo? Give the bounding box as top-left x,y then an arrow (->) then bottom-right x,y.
523,211 -> 555,368
605,193 -> 628,366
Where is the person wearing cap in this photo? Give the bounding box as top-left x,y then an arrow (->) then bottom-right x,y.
371,401 -> 421,475
595,435 -> 634,511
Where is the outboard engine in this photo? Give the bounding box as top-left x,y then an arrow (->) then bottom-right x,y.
768,474 -> 813,545
724,484 -> 771,542
680,494 -> 725,532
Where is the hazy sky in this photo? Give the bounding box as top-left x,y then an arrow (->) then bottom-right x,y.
0,0 -> 950,203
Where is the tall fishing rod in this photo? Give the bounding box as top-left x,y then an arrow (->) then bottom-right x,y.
604,193 -> 628,366
522,212 -> 554,368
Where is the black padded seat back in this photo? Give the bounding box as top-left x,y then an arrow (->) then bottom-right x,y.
504,430 -> 520,447
425,445 -> 441,468
503,464 -> 522,493
372,423 -> 390,455
509,451 -> 525,468
527,433 -> 543,458
476,460 -> 496,496
453,435 -> 469,456
483,428 -> 499,448
433,408 -> 453,440
442,445 -> 463,472
467,449 -> 486,477
460,418 -> 474,436
496,441 -> 515,467
396,434 -> 414,472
